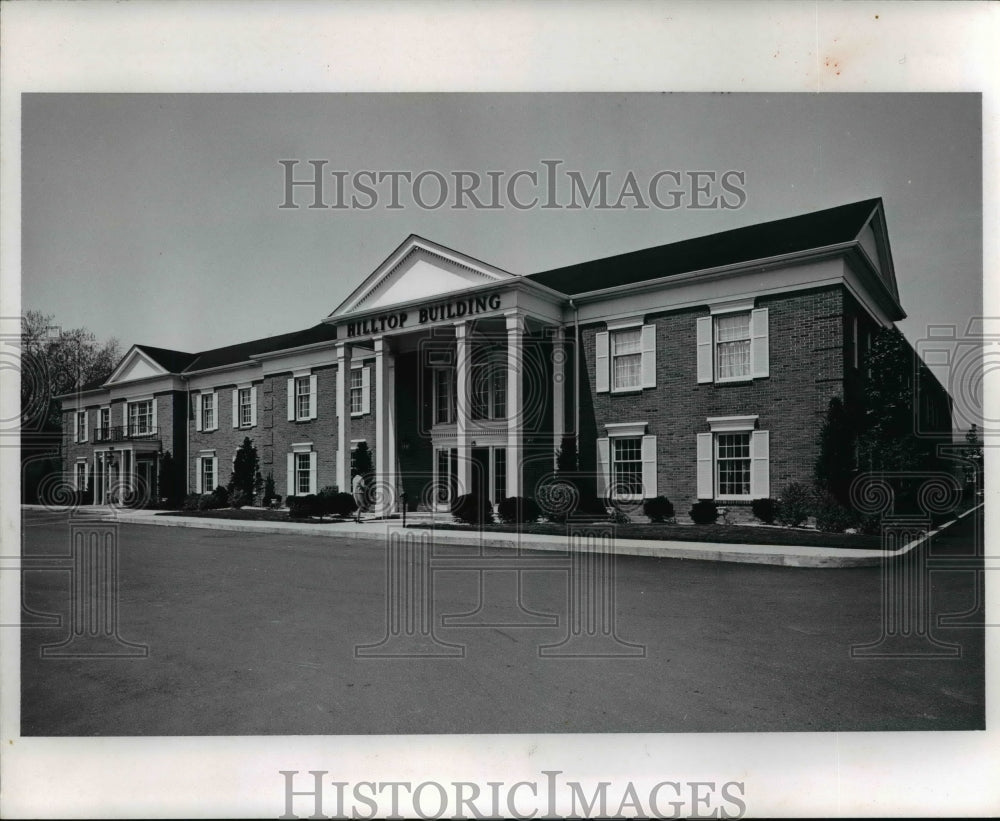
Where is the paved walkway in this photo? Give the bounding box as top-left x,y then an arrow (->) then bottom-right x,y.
23,503 -> 984,567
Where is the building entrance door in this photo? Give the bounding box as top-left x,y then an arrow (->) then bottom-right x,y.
136,458 -> 157,505
471,447 -> 490,509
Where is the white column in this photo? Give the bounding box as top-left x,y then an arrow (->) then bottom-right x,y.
552,327 -> 565,469
506,313 -> 524,497
373,336 -> 396,515
336,342 -> 349,491
454,321 -> 470,495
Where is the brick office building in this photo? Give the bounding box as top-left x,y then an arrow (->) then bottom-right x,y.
58,198 -> 952,515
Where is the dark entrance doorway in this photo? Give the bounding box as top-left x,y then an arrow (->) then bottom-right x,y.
136,457 -> 157,505
470,447 -> 490,510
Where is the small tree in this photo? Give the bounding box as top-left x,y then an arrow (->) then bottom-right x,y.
815,397 -> 858,505
228,437 -> 261,503
262,471 -> 277,506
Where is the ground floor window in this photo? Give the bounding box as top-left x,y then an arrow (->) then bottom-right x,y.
295,452 -> 311,495
201,457 -> 215,493
612,437 -> 643,496
75,461 -> 88,491
716,432 -> 751,497
493,447 -> 507,502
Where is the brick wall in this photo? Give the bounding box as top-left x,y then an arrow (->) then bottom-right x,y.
578,285 -> 847,508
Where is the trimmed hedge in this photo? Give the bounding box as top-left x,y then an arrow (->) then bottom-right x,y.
495,496 -> 540,525
451,493 -> 493,525
642,495 -> 675,523
286,494 -> 321,518
813,492 -> 859,533
776,482 -> 812,527
689,499 -> 719,525
751,497 -> 779,525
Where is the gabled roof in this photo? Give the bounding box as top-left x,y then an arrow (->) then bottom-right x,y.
526,198 -> 885,296
182,322 -> 339,371
134,344 -> 198,373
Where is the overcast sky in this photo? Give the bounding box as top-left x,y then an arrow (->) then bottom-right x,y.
22,92 -> 981,415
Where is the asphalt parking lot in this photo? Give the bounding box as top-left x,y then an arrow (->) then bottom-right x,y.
19,508 -> 985,735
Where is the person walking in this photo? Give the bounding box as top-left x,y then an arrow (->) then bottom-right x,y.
351,471 -> 366,523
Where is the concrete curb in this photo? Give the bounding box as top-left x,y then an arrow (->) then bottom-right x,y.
24,503 -> 983,568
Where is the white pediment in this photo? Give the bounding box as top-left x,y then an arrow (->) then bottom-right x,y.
331,236 -> 514,317
106,347 -> 168,385
854,204 -> 899,302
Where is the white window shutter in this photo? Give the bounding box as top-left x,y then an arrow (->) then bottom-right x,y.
122,402 -> 128,428
641,434 -> 657,498
84,410 -> 89,442
595,331 -> 610,393
210,392 -> 218,431
232,389 -> 239,428
751,307 -> 769,378
211,457 -> 219,492
151,399 -> 157,433
309,451 -> 317,494
287,378 -> 296,421
195,394 -> 203,432
361,366 -> 371,414
195,458 -> 203,494
696,432 -> 713,499
696,316 -> 713,384
250,386 -> 258,427
640,324 -> 656,389
72,413 -> 78,444
596,437 -> 610,498
309,374 -> 318,419
750,430 -> 770,499
287,453 -> 295,497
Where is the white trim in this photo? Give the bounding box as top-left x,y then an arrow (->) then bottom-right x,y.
198,449 -> 217,456
708,297 -> 756,315
605,315 -> 645,331
604,421 -> 648,437
291,441 -> 314,453
707,415 -> 759,432
292,367 -> 312,378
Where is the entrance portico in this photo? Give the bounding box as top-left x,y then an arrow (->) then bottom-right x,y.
327,236 -> 566,516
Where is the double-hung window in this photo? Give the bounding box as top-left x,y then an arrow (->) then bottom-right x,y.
612,437 -> 643,497
433,368 -> 454,424
595,321 -> 656,393
76,411 -> 87,442
201,456 -> 216,493
697,306 -> 769,384
716,432 -> 751,497
98,407 -> 110,440
295,377 -> 311,419
295,452 -> 311,495
714,313 -> 751,380
200,394 -> 215,431
697,417 -> 770,501
350,369 -> 364,415
75,461 -> 88,491
611,329 -> 643,390
130,400 -> 153,436
239,388 -> 252,428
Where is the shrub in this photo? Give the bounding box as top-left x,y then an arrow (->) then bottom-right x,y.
751,498 -> 779,525
813,492 -> 859,533
229,489 -> 248,509
326,491 -> 357,517
642,495 -> 675,523
451,493 -> 493,525
287,494 -> 322,518
211,485 -> 230,507
609,508 -> 631,525
182,493 -> 201,511
495,496 -> 540,525
689,499 -> 719,525
271,494 -> 282,509
776,482 -> 812,527
197,492 -> 225,511
262,471 -> 277,507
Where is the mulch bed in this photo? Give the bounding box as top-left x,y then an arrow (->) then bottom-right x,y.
156,509 -> 349,524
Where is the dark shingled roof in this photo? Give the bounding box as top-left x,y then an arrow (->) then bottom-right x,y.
134,344 -> 199,374
181,322 -> 339,372
525,198 -> 882,296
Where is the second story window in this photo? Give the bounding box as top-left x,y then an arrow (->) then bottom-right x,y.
295,377 -> 311,419
611,328 -> 643,390
715,313 -> 751,380
129,400 -> 153,436
239,388 -> 253,427
201,393 -> 215,431
471,347 -> 506,421
76,411 -> 87,443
